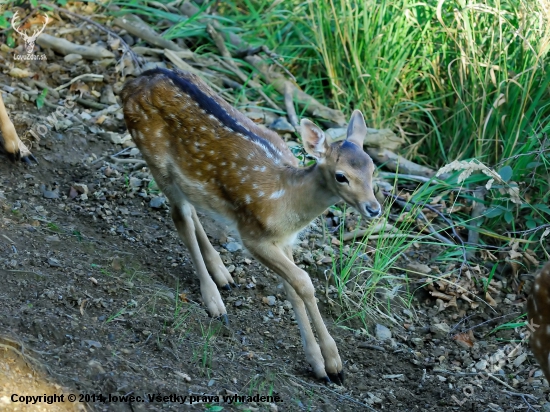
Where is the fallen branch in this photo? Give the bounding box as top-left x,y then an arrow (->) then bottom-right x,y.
113,14 -> 186,52
37,33 -> 114,60
342,222 -> 397,242
284,82 -> 299,129
368,148 -> 436,178
246,55 -> 346,125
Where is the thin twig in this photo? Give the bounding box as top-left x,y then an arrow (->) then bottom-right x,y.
54,74 -> 104,92
378,172 -> 433,183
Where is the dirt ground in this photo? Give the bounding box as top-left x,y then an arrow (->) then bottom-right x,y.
1,49 -> 549,412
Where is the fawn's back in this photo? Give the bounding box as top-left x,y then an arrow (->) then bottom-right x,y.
123,70 -> 305,236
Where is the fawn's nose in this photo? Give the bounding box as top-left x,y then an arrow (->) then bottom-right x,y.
364,203 -> 381,218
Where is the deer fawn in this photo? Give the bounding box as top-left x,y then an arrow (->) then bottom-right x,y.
527,262 -> 550,383
0,93 -> 35,163
121,68 -> 381,384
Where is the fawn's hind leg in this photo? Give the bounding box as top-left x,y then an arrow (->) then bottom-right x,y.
171,202 -> 227,318
0,93 -> 35,163
189,207 -> 235,289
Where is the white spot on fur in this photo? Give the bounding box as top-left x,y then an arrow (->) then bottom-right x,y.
245,195 -> 252,204
200,126 -> 207,132
258,191 -> 264,197
241,166 -> 248,171
270,189 -> 285,199
224,126 -> 234,133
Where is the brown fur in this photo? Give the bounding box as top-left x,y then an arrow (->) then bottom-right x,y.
527,262 -> 550,382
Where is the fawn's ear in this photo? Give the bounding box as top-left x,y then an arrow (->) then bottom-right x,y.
301,119 -> 328,159
346,110 -> 367,148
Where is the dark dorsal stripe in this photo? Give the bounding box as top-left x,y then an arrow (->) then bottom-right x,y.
140,68 -> 280,157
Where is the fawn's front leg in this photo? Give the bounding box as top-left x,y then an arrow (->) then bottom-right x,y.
245,240 -> 343,384
171,202 -> 228,322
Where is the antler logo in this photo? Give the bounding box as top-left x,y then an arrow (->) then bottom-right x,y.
11,11 -> 49,54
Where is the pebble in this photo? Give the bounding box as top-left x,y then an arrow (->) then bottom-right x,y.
224,242 -> 242,252
73,183 -> 89,195
149,196 -> 165,208
269,117 -> 295,133
430,323 -> 450,339
47,257 -> 61,267
43,190 -> 59,199
512,353 -> 527,368
129,177 -> 142,188
265,296 -> 276,306
411,337 -> 424,348
475,359 -> 487,370
375,324 -> 392,341
64,53 -> 82,64
100,85 -> 118,105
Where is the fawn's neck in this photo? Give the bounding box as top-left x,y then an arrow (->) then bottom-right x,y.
283,163 -> 340,225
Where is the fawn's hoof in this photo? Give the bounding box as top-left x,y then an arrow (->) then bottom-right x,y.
216,314 -> 229,325
323,370 -> 344,386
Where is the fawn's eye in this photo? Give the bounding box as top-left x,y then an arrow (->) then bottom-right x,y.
335,172 -> 349,184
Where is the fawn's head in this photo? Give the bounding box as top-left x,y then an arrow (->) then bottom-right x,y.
301,110 -> 381,219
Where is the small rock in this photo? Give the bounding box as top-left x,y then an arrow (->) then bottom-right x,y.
227,265 -> 236,273
73,183 -> 89,195
82,340 -> 102,348
129,177 -> 142,188
80,193 -> 88,201
263,296 -> 276,306
149,196 -> 165,208
47,257 -> 61,267
475,359 -> 487,370
234,300 -> 243,307
406,262 -> 432,274
325,128 -> 347,142
43,190 -> 59,199
430,323 -> 450,339
269,117 -> 295,133
302,252 -> 314,265
100,85 -> 118,105
512,353 -> 527,368
64,53 -> 82,64
411,337 -> 424,348
375,324 -> 392,341
224,242 -> 242,252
